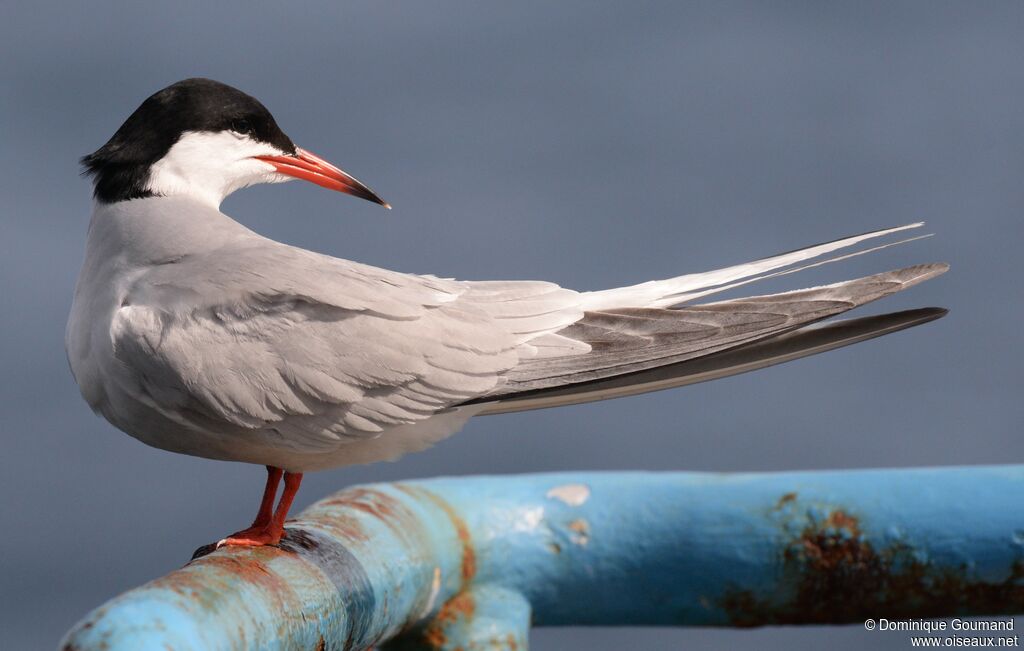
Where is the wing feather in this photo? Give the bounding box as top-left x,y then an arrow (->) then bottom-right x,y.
111,244 -> 546,452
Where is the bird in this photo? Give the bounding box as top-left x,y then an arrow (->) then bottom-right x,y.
67,78 -> 947,547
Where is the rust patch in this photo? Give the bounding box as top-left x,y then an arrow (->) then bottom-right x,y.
314,635 -> 326,651
155,549 -> 303,642
455,521 -> 477,582
321,516 -> 372,543
323,489 -> 418,532
445,591 -> 476,619
507,632 -> 518,650
422,627 -> 447,649
319,487 -> 429,550
395,485 -> 477,584
420,591 -> 477,649
775,492 -> 797,509
721,505 -> 1024,626
325,488 -> 403,518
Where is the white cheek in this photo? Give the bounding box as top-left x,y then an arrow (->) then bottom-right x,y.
146,131 -> 292,207
251,160 -> 295,186
232,158 -> 290,189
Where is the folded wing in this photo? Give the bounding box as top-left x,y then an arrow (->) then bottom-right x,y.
111,223 -> 945,460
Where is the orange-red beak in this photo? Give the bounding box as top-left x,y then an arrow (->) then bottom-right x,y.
254,147 -> 390,208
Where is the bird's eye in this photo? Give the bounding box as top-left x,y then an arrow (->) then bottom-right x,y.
229,118 -> 253,136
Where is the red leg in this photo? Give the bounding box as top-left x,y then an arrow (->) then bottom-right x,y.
250,466 -> 283,528
218,467 -> 303,547
268,472 -> 303,534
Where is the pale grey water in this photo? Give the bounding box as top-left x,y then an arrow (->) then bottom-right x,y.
2,2 -> 1022,649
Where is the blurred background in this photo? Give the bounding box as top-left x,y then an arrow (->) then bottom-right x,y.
2,2 -> 1022,649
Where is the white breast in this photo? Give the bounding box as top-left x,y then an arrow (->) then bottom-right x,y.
66,197 -> 257,447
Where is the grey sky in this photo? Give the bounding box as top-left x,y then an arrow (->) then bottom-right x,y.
2,2 -> 1022,649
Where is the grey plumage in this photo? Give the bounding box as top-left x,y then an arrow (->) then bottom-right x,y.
67,196 -> 947,472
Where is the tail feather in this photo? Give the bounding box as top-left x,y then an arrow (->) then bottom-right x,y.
474,307 -> 947,414
580,222 -> 925,311
669,231 -> 933,307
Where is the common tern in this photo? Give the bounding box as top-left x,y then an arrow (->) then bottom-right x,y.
67,78 -> 947,546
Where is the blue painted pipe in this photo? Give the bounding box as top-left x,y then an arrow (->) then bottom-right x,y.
61,466 -> 1024,650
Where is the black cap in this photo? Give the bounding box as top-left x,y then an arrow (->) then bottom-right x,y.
82,78 -> 295,203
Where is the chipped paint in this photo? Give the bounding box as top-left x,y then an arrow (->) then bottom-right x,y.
508,505 -> 545,534
419,567 -> 443,621
567,519 -> 590,546
546,483 -> 590,506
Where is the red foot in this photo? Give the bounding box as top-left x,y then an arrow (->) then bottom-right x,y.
217,524 -> 284,548
215,467 -> 303,549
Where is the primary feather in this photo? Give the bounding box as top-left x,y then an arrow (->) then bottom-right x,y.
487,263 -> 946,395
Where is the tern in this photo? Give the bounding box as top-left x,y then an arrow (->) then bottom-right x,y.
67,78 -> 947,547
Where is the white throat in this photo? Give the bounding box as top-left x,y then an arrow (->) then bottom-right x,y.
145,131 -> 290,208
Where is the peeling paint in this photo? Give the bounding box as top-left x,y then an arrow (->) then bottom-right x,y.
546,483 -> 590,506
511,506 -> 545,533
567,519 -> 590,546
419,567 -> 443,621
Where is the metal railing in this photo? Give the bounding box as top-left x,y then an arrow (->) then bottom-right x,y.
61,466 -> 1024,650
